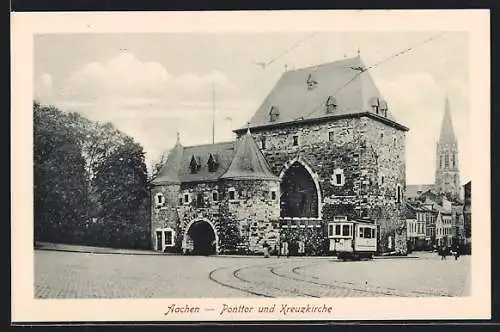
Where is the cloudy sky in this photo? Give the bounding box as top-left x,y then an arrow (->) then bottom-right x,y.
34,31 -> 470,185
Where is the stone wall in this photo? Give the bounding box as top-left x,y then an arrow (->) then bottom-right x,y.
219,179 -> 280,253
241,115 -> 407,254
150,184 -> 180,251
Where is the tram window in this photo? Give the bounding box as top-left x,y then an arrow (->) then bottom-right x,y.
328,224 -> 334,237
371,229 -> 375,238
335,225 -> 341,236
342,225 -> 350,236
359,227 -> 364,238
364,228 -> 372,238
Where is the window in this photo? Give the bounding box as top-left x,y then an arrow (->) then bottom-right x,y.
328,131 -> 335,142
196,193 -> 204,207
452,154 -> 456,168
444,153 -> 449,169
190,155 -> 200,174
228,188 -> 236,201
359,227 -> 364,238
179,197 -> 183,205
364,227 -> 372,239
332,168 -> 345,186
155,193 -> 164,207
326,96 -> 337,113
164,230 -> 173,246
369,97 -> 380,114
371,229 -> 375,238
328,224 -> 334,237
261,136 -> 266,150
342,225 -> 351,237
269,106 -> 280,122
396,184 -> 402,204
440,155 -> 443,168
207,154 -> 218,173
271,190 -> 277,201
292,135 -> 299,146
183,193 -> 190,204
212,191 -> 218,201
380,175 -> 385,185
335,225 -> 341,236
393,136 -> 397,146
379,130 -> 384,139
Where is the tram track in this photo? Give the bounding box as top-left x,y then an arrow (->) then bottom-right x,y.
289,263 -> 453,297
209,258 -> 453,298
208,262 -> 321,298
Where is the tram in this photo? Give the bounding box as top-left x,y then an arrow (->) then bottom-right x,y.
327,216 -> 378,260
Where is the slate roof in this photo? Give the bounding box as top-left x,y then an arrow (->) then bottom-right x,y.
220,129 -> 278,181
239,56 -> 407,132
405,184 -> 435,199
151,139 -> 184,185
439,97 -> 457,144
151,141 -> 236,184
151,129 -> 278,184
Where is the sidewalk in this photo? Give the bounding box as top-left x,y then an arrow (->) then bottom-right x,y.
35,242 -> 167,256
35,242 -> 421,259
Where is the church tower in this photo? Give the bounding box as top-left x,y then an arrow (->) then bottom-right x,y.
435,97 -> 460,198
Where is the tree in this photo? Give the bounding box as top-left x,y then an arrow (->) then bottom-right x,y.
148,150 -> 169,182
33,102 -> 88,243
92,136 -> 150,248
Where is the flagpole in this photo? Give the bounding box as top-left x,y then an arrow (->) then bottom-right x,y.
212,83 -> 215,144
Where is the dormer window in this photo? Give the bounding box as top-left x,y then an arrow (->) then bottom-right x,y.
190,155 -> 200,173
269,106 -> 280,122
292,135 -> 299,146
379,99 -> 388,117
208,153 -> 218,173
369,97 -> 380,114
325,96 -> 337,113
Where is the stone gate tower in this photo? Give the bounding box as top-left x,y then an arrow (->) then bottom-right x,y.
435,97 -> 460,198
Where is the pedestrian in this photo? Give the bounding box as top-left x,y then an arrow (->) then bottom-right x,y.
453,245 -> 461,260
263,241 -> 270,258
281,240 -> 289,258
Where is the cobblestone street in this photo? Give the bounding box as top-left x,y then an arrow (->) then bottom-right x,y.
35,250 -> 470,298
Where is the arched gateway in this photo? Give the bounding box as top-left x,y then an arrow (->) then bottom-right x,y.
183,218 -> 219,255
279,158 -> 322,219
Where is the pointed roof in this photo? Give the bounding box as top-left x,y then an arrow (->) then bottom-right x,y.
151,135 -> 184,185
220,129 -> 278,181
239,56 -> 405,131
439,97 -> 457,144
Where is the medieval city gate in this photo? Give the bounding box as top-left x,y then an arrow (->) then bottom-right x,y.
183,218 -> 219,255
279,159 -> 321,219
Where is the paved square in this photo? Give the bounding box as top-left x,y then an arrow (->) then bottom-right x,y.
35,250 -> 470,298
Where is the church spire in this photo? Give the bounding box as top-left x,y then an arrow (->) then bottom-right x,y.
439,96 -> 456,144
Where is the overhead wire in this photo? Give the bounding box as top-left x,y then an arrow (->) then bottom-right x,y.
298,31 -> 449,120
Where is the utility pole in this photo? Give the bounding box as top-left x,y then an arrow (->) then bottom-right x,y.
212,83 -> 215,144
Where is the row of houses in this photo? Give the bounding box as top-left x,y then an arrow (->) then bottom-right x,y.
405,186 -> 470,252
